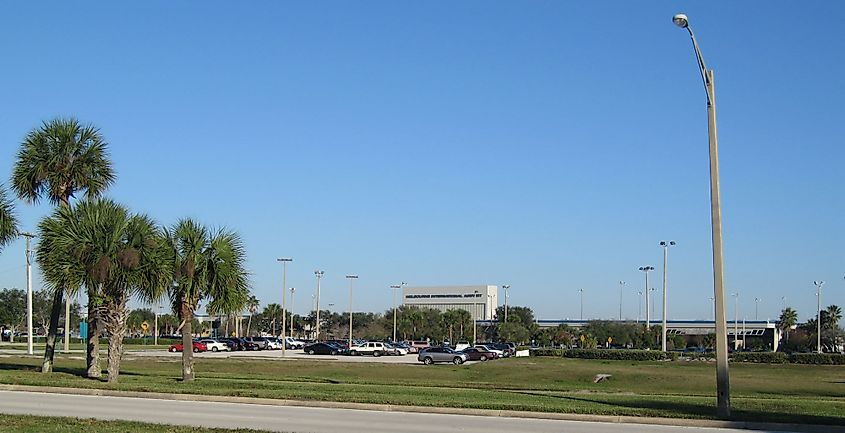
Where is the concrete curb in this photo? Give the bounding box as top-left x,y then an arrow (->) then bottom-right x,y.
0,384 -> 840,433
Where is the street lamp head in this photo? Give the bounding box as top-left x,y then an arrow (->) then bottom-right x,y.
277,257 -> 293,262
659,240 -> 666,246
290,287 -> 295,293
673,13 -> 689,29
670,241 -> 676,246
502,285 -> 510,289
346,275 -> 358,279
390,285 -> 401,289
315,270 -> 324,277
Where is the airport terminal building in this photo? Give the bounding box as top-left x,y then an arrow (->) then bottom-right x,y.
402,285 -> 498,321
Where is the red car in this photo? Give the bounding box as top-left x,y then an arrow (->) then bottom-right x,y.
168,341 -> 208,353
461,347 -> 498,361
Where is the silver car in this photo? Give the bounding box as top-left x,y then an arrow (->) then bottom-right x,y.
417,347 -> 469,365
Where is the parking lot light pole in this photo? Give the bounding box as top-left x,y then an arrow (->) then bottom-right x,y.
618,281 -> 626,321
390,284 -> 403,342
638,267 -> 654,328
814,281 -> 824,354
732,292 -> 739,350
277,258 -> 292,356
660,241 -> 676,352
472,290 -> 479,345
754,297 -> 761,321
22,232 -> 35,355
346,275 -> 358,349
502,285 -> 511,323
578,288 -> 584,321
673,12 -> 731,417
289,287 -> 295,338
314,271 -> 324,341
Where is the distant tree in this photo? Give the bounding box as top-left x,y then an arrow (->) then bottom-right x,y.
779,307 -> 798,343
825,305 -> 842,329
496,322 -> 530,344
12,117 -> 115,373
0,289 -> 26,339
244,295 -> 259,336
0,186 -> 18,252
261,303 -> 282,335
127,309 -> 156,335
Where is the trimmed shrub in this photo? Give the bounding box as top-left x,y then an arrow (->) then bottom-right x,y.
731,352 -> 787,364
788,353 -> 845,365
561,349 -> 677,361
530,348 -> 562,357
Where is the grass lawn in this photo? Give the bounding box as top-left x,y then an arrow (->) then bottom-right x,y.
0,355 -> 843,425
0,414 -> 269,433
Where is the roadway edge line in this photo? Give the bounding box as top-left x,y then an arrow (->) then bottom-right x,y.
0,384 -> 840,433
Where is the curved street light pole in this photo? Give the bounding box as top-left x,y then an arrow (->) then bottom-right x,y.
673,13 -> 731,418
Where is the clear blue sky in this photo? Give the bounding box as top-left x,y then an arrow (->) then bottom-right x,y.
1,1 -> 842,323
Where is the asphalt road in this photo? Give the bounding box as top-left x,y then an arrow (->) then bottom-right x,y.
0,390 -> 789,433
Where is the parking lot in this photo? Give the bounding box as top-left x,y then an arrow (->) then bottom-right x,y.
125,348 -> 427,364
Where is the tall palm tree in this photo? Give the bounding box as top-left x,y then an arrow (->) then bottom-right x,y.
779,307 -> 798,343
166,219 -> 249,381
36,199 -> 169,382
0,185 -> 19,252
12,117 -> 115,374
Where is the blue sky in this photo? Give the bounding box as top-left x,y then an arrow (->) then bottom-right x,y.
1,2 -> 842,323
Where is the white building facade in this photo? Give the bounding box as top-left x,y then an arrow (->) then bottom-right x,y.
402,285 -> 498,321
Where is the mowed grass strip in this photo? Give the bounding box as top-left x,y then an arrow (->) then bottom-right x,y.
0,414 -> 271,433
0,355 -> 843,425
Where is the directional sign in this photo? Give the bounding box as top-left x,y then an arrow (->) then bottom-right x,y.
141,321 -> 149,332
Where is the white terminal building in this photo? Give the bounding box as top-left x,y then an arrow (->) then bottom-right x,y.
402,285 -> 498,321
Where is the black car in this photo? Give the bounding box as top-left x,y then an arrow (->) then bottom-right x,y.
216,338 -> 239,351
304,342 -> 344,355
490,343 -> 514,357
220,337 -> 259,351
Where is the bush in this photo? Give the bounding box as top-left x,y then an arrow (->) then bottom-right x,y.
530,348 -> 562,357
561,349 -> 676,361
731,352 -> 787,363
788,353 -> 845,365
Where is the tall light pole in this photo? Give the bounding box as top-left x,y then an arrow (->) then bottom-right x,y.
346,275 -> 358,349
314,270 -> 324,341
578,288 -> 584,321
277,258 -> 292,356
289,287 -> 296,338
618,281 -> 626,321
21,232 -> 35,355
814,281 -> 824,354
754,297 -> 761,321
673,13 -> 731,417
502,285 -> 511,323
637,291 -> 643,323
660,241 -> 676,352
472,290 -> 479,345
390,283 -> 405,342
638,266 -> 654,328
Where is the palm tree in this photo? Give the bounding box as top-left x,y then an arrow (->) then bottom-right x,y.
0,185 -> 18,252
36,199 -> 169,382
245,294 -> 259,336
262,303 -> 282,335
166,219 -> 249,381
12,117 -> 115,373
779,307 -> 798,343
825,305 -> 842,329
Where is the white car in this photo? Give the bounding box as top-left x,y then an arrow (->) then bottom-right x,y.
385,343 -> 408,355
199,339 -> 230,352
285,337 -> 305,349
265,338 -> 283,350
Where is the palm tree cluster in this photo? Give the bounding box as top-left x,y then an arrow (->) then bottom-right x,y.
4,117 -> 251,383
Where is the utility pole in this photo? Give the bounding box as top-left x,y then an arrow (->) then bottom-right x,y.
814,281 -> 824,354
314,270 -> 324,341
660,240 -> 676,352
502,285 -> 511,323
346,275 -> 358,349
277,258 -> 292,356
618,281 -> 626,321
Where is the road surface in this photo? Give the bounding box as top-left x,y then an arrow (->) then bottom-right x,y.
0,390 -> 795,433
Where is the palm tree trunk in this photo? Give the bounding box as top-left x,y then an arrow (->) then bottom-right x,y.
181,301 -> 194,382
86,301 -> 101,378
246,314 -> 252,337
103,296 -> 128,383
41,289 -> 64,373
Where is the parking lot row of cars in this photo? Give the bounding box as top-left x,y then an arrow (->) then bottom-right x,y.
168,336 -> 307,353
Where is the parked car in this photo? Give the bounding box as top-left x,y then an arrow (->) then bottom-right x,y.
304,342 -> 345,355
245,336 -> 270,350
407,340 -> 430,352
474,344 -> 505,358
198,339 -> 230,352
454,341 -> 471,352
392,342 -> 414,354
418,347 -> 468,365
285,337 -> 306,349
326,339 -> 350,349
462,347 -> 498,361
168,341 -> 208,353
490,343 -> 514,357
385,342 -> 408,355
349,341 -> 389,356
265,337 -> 284,350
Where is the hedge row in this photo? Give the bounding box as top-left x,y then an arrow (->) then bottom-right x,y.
532,348 -> 845,365
531,348 -> 677,361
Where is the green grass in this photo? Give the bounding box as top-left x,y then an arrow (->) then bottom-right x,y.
0,414 -> 270,433
0,355 -> 843,425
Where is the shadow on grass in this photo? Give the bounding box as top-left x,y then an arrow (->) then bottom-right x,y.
510,390 -> 845,426
0,361 -> 146,382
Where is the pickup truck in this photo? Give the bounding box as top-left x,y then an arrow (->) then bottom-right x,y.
348,341 -> 389,357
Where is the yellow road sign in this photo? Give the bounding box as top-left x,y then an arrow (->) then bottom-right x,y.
141,321 -> 149,332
